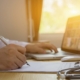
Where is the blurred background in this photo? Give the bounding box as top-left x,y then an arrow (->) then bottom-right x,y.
0,0 -> 80,47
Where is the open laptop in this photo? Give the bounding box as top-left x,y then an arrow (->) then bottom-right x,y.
27,15 -> 80,60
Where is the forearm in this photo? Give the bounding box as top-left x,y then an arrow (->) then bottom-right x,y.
0,37 -> 29,47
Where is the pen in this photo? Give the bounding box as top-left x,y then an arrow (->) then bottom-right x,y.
0,36 -> 30,66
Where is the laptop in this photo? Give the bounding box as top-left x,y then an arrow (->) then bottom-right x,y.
27,15 -> 80,60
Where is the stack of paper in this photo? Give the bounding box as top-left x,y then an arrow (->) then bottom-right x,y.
0,62 -> 75,73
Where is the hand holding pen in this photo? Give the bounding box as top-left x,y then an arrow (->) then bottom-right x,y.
0,36 -> 30,68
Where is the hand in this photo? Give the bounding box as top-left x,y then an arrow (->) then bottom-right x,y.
25,42 -> 58,53
0,44 -> 26,70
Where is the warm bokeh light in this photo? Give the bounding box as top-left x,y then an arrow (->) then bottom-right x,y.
40,0 -> 80,33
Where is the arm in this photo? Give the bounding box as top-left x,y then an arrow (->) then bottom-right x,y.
0,36 -> 58,53
0,36 -> 29,47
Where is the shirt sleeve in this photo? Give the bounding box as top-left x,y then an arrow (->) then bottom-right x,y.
0,37 -> 29,47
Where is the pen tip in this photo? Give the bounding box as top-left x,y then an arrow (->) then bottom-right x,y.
26,62 -> 30,66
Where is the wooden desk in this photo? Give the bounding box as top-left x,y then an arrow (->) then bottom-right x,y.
0,73 -> 57,80
0,60 -> 60,80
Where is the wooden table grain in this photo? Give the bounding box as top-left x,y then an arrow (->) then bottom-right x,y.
0,73 -> 57,80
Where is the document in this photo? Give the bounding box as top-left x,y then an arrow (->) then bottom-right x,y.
0,62 -> 75,73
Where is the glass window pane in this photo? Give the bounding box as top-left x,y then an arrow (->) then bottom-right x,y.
39,0 -> 80,33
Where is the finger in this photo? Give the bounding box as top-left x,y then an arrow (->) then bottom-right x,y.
48,44 -> 58,53
6,62 -> 18,70
10,63 -> 19,70
40,43 -> 58,53
16,51 -> 26,64
9,44 -> 26,54
4,58 -> 19,70
14,57 -> 24,68
11,49 -> 26,64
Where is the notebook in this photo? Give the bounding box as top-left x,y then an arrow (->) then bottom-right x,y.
0,62 -> 75,73
27,15 -> 80,60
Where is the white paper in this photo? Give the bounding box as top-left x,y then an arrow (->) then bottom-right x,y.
0,62 -> 75,73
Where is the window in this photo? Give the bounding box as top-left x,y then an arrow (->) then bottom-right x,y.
39,0 -> 80,33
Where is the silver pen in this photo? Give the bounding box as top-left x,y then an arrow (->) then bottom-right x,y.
0,36 -> 30,66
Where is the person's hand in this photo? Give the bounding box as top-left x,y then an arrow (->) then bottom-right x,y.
0,44 -> 26,70
25,42 -> 58,53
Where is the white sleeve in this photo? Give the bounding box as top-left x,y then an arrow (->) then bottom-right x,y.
0,37 -> 29,47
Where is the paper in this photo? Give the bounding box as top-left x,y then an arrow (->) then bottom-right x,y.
0,62 -> 75,73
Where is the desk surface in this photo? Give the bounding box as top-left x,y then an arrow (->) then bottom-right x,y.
0,60 -> 62,80
0,73 -> 57,80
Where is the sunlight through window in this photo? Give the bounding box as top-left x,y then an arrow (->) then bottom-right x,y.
39,0 -> 80,33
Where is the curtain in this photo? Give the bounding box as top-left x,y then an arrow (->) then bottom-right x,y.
26,0 -> 43,42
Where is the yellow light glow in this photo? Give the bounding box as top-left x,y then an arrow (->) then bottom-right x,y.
57,0 -> 63,7
70,9 -> 78,14
40,0 -> 80,33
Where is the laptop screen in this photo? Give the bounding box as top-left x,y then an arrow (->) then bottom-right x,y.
61,15 -> 80,53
